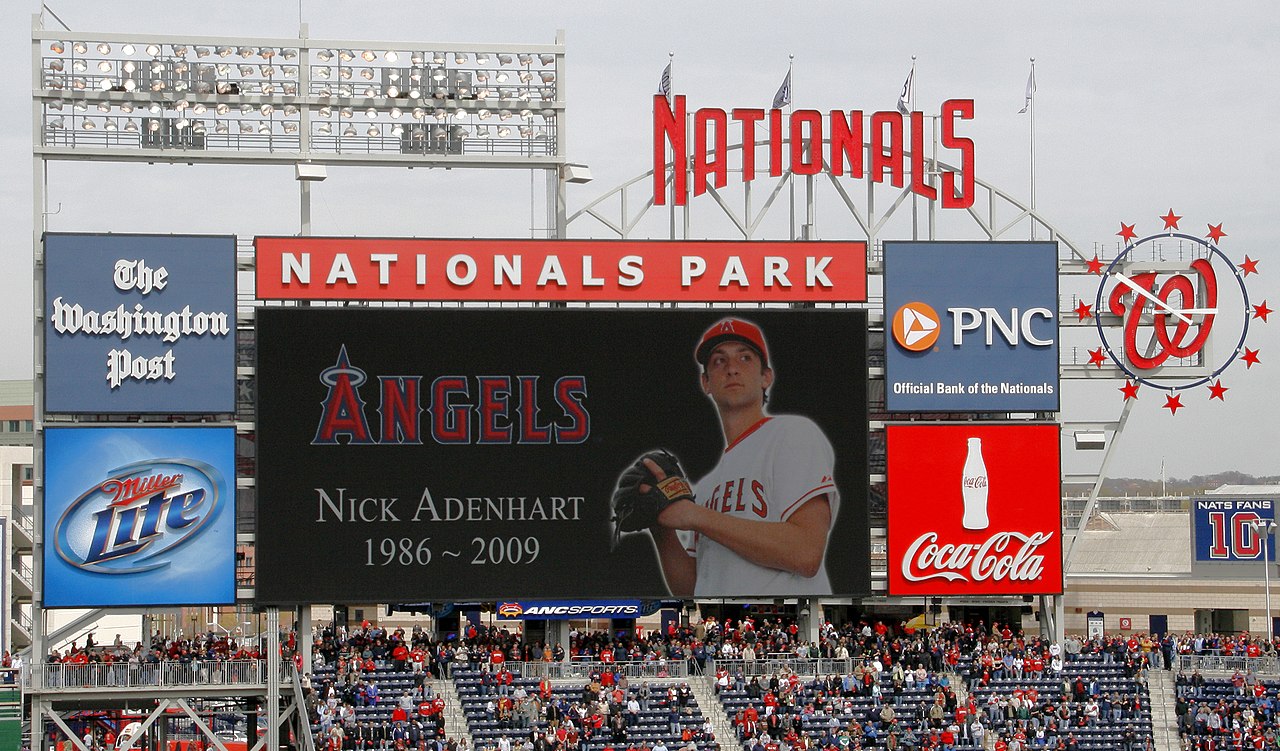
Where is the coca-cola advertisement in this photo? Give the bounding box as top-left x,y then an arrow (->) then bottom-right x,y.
886,423 -> 1063,596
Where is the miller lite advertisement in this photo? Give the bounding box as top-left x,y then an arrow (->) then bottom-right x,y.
883,241 -> 1059,412
43,427 -> 237,607
43,233 -> 237,414
255,308 -> 870,604
886,423 -> 1062,596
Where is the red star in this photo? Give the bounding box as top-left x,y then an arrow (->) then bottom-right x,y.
1160,209 -> 1182,230
1117,223 -> 1138,243
1088,348 -> 1108,368
1208,380 -> 1229,401
1253,301 -> 1272,322
1206,223 -> 1227,243
1242,348 -> 1261,368
1240,256 -> 1260,276
1074,300 -> 1093,321
1119,380 -> 1139,400
1085,255 -> 1105,275
1163,393 -> 1184,415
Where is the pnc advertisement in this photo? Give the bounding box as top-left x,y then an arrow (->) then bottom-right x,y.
255,308 -> 870,603
884,241 -> 1059,412
43,233 -> 237,414
886,423 -> 1063,596
43,427 -> 236,607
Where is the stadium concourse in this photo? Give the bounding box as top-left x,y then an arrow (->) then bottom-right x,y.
41,617 -> 1280,751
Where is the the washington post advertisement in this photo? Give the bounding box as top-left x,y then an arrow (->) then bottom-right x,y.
883,241 -> 1059,412
43,426 -> 237,607
255,308 -> 869,603
43,233 -> 237,414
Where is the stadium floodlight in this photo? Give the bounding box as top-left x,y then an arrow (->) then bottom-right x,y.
1074,431 -> 1106,450
561,163 -> 592,184
1248,518 -> 1277,642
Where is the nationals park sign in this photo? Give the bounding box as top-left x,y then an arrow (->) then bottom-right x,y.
256,238 -> 866,303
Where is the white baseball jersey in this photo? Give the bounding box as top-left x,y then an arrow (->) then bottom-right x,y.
683,414 -> 838,596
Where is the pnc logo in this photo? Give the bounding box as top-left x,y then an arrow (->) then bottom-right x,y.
53,458 -> 223,574
892,302 -> 941,352
497,602 -> 524,618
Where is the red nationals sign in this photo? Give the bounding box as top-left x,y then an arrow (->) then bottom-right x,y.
887,423 -> 1063,596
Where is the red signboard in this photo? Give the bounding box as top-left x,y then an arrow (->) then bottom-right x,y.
886,423 -> 1063,596
255,237 -> 867,303
652,95 -> 976,209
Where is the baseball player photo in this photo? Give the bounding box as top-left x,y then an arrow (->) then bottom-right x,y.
611,317 -> 839,597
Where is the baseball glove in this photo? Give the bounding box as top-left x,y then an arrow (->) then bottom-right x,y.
611,449 -> 695,548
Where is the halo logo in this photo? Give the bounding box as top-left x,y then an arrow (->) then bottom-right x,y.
53,458 -> 223,574
497,602 -> 524,618
892,302 -> 941,351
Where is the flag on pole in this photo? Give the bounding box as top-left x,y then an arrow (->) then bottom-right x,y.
1018,66 -> 1036,113
657,62 -> 672,101
772,70 -> 792,109
896,66 -> 914,115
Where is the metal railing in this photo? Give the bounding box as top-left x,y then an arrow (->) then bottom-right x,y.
521,660 -> 689,680
35,659 -> 266,689
1173,654 -> 1280,676
708,658 -> 854,677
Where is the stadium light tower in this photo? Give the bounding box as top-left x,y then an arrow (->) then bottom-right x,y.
1248,518 -> 1277,642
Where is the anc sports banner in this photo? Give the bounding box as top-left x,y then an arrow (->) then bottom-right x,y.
255,308 -> 869,603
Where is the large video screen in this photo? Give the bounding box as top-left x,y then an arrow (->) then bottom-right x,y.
255,308 -> 869,603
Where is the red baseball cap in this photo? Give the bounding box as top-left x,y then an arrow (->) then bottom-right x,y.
695,318 -> 769,367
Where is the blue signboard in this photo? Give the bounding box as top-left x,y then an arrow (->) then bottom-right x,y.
43,427 -> 236,607
884,241 -> 1059,412
44,233 -> 237,414
1192,498 -> 1276,563
495,600 -> 644,620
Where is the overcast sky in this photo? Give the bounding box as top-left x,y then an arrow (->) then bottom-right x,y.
5,1 -> 1277,480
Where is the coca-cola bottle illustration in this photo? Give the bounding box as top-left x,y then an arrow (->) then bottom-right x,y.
961,437 -> 989,530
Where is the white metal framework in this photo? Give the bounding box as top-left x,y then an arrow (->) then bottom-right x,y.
29,16 -> 567,751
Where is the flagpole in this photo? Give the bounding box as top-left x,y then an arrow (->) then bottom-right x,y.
1029,57 -> 1036,241
666,52 -> 676,241
909,55 -> 918,242
787,54 -> 795,242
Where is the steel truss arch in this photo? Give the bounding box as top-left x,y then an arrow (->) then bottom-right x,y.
569,138 -> 1091,266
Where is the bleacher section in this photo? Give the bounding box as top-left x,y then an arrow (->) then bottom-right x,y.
712,654 -> 1154,751
310,662 -> 444,739
453,667 -> 717,751
1175,673 -> 1280,747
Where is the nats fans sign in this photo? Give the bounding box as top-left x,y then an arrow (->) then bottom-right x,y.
254,237 -> 866,303
886,424 -> 1062,596
1191,498 -> 1275,564
255,308 -> 870,604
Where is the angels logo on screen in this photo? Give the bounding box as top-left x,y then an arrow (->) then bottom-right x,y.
312,344 -> 590,446
53,458 -> 223,574
887,424 -> 1062,596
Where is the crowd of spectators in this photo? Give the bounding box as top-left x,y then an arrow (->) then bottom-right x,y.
35,616 -> 1280,751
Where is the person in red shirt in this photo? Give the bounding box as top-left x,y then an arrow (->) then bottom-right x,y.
491,649 -> 505,666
